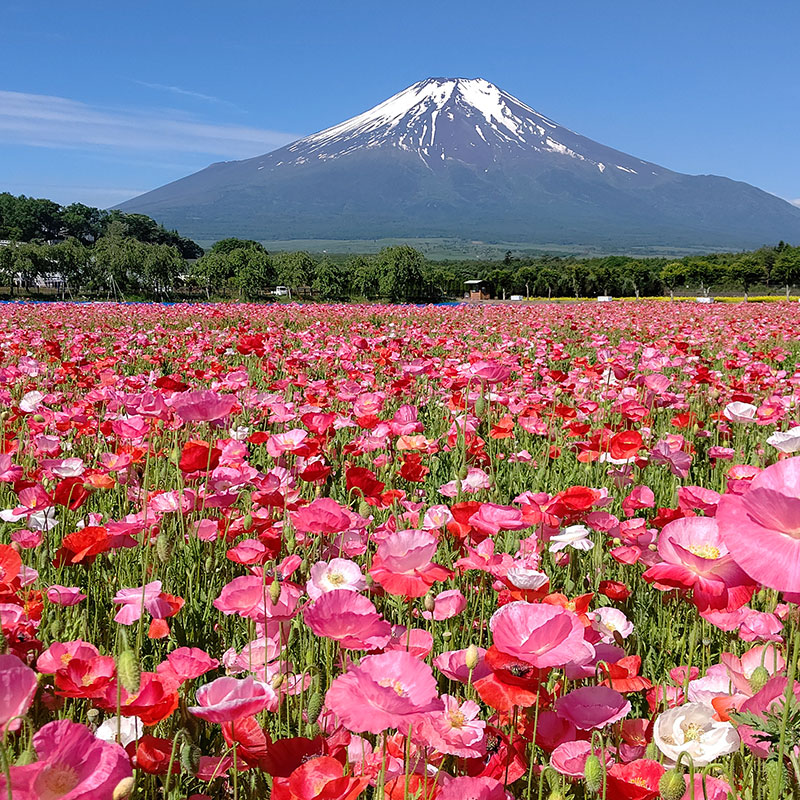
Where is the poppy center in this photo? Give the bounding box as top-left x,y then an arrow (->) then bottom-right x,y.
688,544 -> 720,559
682,722 -> 705,741
34,763 -> 80,799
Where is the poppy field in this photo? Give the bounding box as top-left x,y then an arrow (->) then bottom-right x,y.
2,300 -> 800,800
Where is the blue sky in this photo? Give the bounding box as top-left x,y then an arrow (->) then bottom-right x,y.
2,0 -> 799,209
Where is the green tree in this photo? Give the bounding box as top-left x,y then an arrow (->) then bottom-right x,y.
483,268 -> 514,300
229,247 -> 274,300
61,203 -> 105,245
276,251 -> 316,300
47,238 -> 90,296
726,255 -> 766,301
193,251 -> 236,299
376,246 -> 426,302
348,255 -> 379,299
142,243 -> 185,297
313,259 -> 349,300
660,261 -> 687,301
773,247 -> 800,300
210,238 -> 267,256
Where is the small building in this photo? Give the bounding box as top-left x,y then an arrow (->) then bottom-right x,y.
464,279 -> 490,301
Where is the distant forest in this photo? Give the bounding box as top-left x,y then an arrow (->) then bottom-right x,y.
2,192 -> 800,301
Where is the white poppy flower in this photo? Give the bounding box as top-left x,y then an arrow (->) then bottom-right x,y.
654,702 -> 739,766
549,524 -> 594,553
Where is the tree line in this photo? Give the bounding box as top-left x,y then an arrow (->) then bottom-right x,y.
2,192 -> 800,301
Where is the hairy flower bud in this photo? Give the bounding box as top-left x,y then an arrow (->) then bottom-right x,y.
749,665 -> 770,693
659,769 -> 685,800
583,753 -> 603,793
269,577 -> 282,605
113,777 -> 135,800
465,644 -> 479,671
306,690 -> 324,725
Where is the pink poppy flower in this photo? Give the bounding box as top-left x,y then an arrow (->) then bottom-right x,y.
369,530 -> 450,598
324,650 -> 443,733
550,740 -> 612,777
306,558 -> 366,600
0,654 -> 38,733
0,719 -> 131,798
556,685 -> 631,730
37,639 -> 100,675
172,390 -> 237,423
291,497 -> 352,534
303,589 -> 392,650
383,625 -> 435,659
112,580 -> 174,624
642,517 -> 755,612
433,647 -> 491,684
157,647 -> 219,689
413,694 -> 485,757
189,676 -> 277,723
46,585 -> 87,606
421,588 -> 466,621
468,503 -> 529,537
721,644 -> 785,695
717,456 -> 800,592
437,776 -> 513,800
489,601 -> 594,669
266,428 -> 308,457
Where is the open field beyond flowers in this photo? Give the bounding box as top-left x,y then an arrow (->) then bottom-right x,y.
2,301 -> 800,800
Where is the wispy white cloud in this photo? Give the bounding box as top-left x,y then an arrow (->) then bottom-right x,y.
790,198 -> 800,208
0,90 -> 300,158
132,80 -> 237,108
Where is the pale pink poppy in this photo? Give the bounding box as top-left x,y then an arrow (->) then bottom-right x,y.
46,585 -> 87,606
590,607 -> 633,644
437,776 -> 513,800
306,558 -> 366,600
369,529 -> 450,597
291,497 -> 352,534
433,647 -> 491,683
189,676 -> 277,722
383,625 -> 435,659
723,401 -> 757,423
265,428 -> 308,457
556,685 -> 631,729
717,457 -> 800,592
172,389 -> 237,423
214,575 -> 301,622
422,589 -> 466,621
413,694 -> 485,758
0,654 -> 38,733
550,740 -> 612,777
642,517 -> 755,611
721,644 -> 785,695
490,601 -> 594,668
324,650 -> 443,733
0,719 -> 131,798
304,589 -> 392,650
112,580 -> 173,624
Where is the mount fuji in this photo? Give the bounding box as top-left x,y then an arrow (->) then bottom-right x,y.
117,77 -> 800,251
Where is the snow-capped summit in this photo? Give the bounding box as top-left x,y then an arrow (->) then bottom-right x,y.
276,77 -> 654,176
117,77 -> 800,250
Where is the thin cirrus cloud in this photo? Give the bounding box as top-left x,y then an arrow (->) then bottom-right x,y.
0,89 -> 301,158
132,80 -> 237,107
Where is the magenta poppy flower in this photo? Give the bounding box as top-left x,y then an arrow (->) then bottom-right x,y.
369,529 -> 451,598
642,517 -> 755,611
171,389 -> 237,423
303,589 -> 392,650
433,647 -> 491,684
324,650 -> 443,733
422,588 -> 467,621
489,601 -> 594,668
46,585 -> 87,606
0,719 -> 131,798
717,456 -> 800,592
555,685 -> 632,730
189,676 -> 277,723
0,654 -> 38,733
291,497 -> 352,534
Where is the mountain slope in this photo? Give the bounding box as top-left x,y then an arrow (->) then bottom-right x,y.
116,78 -> 800,250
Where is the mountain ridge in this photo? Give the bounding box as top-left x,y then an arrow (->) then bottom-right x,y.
116,77 -> 800,250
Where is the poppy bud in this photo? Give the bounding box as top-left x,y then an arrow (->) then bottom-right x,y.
15,745 -> 36,765
458,464 -> 469,481
442,630 -> 452,640
465,644 -> 479,671
424,592 -> 436,613
32,413 -> 45,423
117,647 -> 141,696
180,739 -> 201,774
156,532 -> 174,564
658,768 -> 685,800
204,554 -> 215,573
269,578 -> 281,604
474,395 -> 486,416
749,665 -> 770,693
307,690 -> 324,724
243,512 -> 253,529
113,777 -> 135,800
583,753 -> 603,793
358,500 -> 371,518
271,672 -> 285,690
